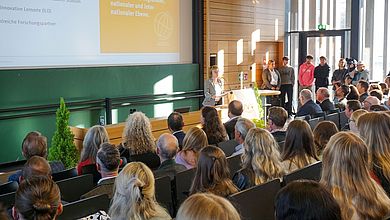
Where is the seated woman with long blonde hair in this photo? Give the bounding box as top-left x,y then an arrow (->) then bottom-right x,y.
282,120 -> 318,172
176,193 -> 240,220
358,112 -> 390,196
233,128 -> 286,190
109,162 -> 171,220
190,146 -> 238,197
175,127 -> 208,169
321,132 -> 390,220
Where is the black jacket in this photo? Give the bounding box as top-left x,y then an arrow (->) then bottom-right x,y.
154,159 -> 187,180
232,167 -> 255,191
173,131 -> 186,150
314,64 -> 330,87
224,117 -> 240,140
118,144 -> 161,170
319,99 -> 335,112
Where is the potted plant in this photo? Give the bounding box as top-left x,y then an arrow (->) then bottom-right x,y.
48,98 -> 78,168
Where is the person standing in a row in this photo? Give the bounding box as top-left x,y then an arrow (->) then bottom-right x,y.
278,56 -> 295,116
314,56 -> 330,92
298,55 -> 315,93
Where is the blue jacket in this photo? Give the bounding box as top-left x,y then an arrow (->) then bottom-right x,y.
296,100 -> 323,117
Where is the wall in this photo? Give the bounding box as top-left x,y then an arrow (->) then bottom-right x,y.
0,64 -> 199,163
204,0 -> 285,89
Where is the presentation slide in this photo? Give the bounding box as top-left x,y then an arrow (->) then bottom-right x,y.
0,0 -> 189,68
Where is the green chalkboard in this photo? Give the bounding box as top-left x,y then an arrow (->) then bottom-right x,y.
0,63 -> 200,163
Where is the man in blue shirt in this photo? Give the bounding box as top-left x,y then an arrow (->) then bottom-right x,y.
296,89 -> 323,117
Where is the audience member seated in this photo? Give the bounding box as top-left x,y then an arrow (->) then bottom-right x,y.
20,156 -> 52,182
154,133 -> 186,180
370,104 -> 388,112
313,121 -> 338,159
296,89 -> 323,117
370,89 -> 384,104
175,127 -> 208,169
282,120 -> 318,173
369,83 -> 381,92
320,132 -> 390,219
118,112 -> 160,170
108,162 -> 171,220
357,80 -> 369,103
13,176 -> 63,220
380,82 -> 389,99
334,85 -> 349,111
358,113 -> 390,196
233,128 -> 286,190
342,100 -> 361,130
267,107 -> 288,142
231,118 -> 255,156
223,100 -> 243,140
346,85 -> 359,100
175,193 -> 240,220
81,143 -> 121,199
77,125 -> 109,175
275,180 -> 342,220
201,106 -> 228,145
190,146 -> 238,197
348,109 -> 367,134
315,87 -> 335,112
385,76 -> 390,88
8,131 -> 64,183
363,96 -> 381,111
167,112 -> 186,150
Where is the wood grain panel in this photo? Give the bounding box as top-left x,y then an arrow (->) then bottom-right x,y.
204,0 -> 285,92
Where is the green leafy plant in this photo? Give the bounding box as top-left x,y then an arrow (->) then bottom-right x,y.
252,84 -> 266,128
48,97 -> 78,168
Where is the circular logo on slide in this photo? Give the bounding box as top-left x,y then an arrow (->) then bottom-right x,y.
154,12 -> 173,41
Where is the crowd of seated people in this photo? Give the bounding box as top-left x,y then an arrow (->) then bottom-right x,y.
5,87 -> 390,219
8,131 -> 64,183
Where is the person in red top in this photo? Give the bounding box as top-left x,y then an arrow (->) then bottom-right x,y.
299,55 -> 315,93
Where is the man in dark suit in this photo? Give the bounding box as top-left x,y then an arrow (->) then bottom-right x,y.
168,112 -> 185,150
81,143 -> 121,199
267,107 -> 288,143
154,134 -> 186,180
316,87 -> 335,113
357,80 -> 369,103
296,89 -> 323,117
224,100 -> 243,140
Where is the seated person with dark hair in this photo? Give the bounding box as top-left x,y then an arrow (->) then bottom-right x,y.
154,133 -> 186,180
335,85 -> 350,111
167,112 -> 186,150
369,89 -> 384,103
81,143 -> 121,199
357,80 -> 369,103
316,87 -> 335,112
275,180 -> 341,220
20,156 -> 52,182
224,100 -> 243,140
342,100 -> 361,130
296,89 -> 323,117
267,107 -> 288,142
8,131 -> 64,183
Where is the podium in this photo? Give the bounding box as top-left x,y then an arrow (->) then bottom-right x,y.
230,88 -> 281,122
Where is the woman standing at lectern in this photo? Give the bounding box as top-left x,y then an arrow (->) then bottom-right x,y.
203,65 -> 224,106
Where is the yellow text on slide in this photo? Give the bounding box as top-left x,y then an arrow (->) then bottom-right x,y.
100,0 -> 179,53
